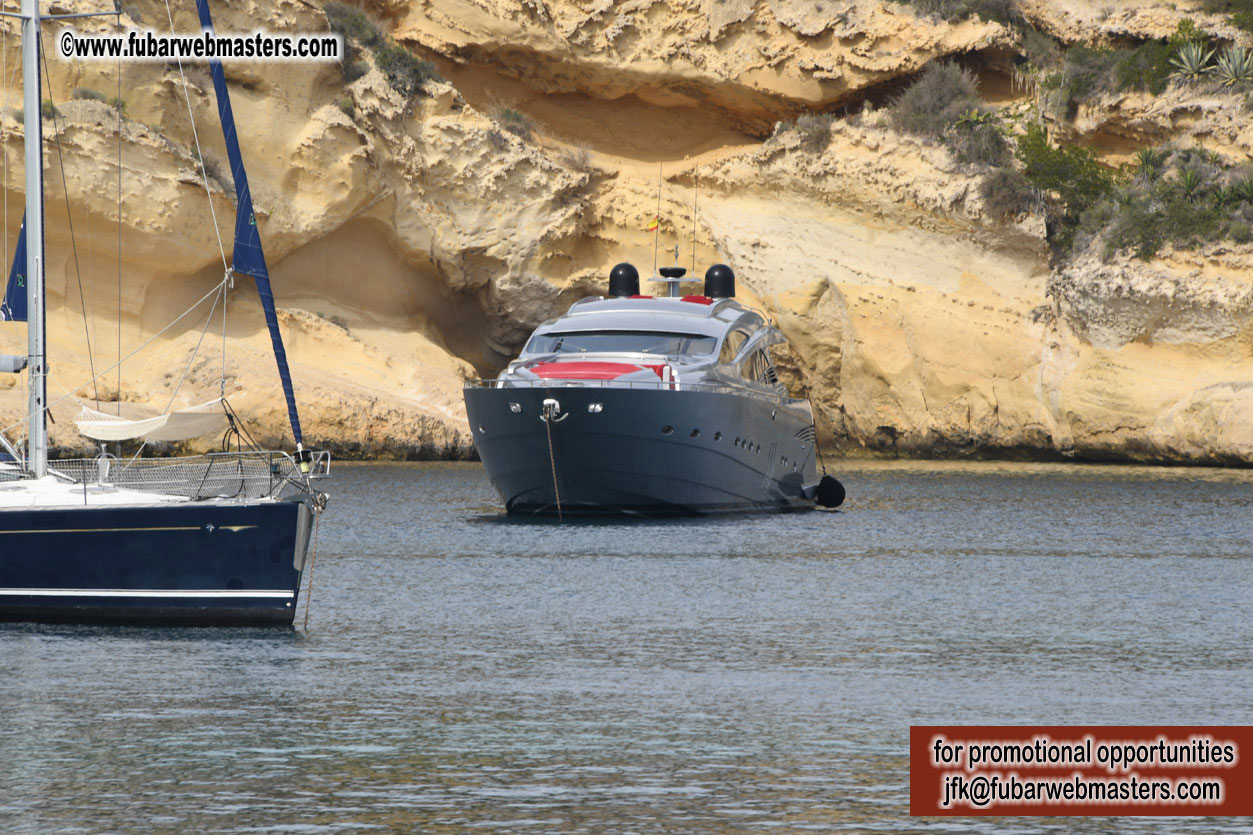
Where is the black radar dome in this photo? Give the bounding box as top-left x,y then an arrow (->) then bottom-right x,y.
704,263 -> 735,298
609,263 -> 640,297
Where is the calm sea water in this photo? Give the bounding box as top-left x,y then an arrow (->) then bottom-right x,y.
1,461 -> 1251,833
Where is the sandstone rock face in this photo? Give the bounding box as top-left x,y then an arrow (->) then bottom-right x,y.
0,0 -> 1250,464
1017,0 -> 1239,43
389,0 -> 1008,129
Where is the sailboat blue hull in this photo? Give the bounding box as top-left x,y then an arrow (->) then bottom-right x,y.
0,500 -> 312,625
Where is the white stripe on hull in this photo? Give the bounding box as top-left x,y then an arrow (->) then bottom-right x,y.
0,589 -> 294,599
0,525 -> 258,535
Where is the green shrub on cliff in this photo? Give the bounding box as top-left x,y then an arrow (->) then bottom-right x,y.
1041,45 -> 1119,118
792,113 -> 835,152
324,1 -> 440,96
325,2 -> 383,47
1071,148 -> 1253,260
493,106 -> 534,139
892,62 -> 982,139
71,87 -> 107,103
1015,124 -> 1112,249
948,109 -> 1011,166
1103,186 -> 1229,260
1117,21 -> 1211,94
896,0 -> 1021,24
1201,0 -> 1253,36
891,62 -> 1011,167
1111,42 -> 1175,95
1035,21 -> 1213,116
980,167 -> 1038,219
375,42 -> 439,96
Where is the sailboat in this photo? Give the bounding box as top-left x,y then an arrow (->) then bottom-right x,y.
0,0 -> 328,625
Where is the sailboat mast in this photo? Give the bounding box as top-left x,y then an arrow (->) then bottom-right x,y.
21,0 -> 46,477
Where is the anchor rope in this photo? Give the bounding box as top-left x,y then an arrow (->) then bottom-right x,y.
302,505 -> 323,631
542,412 -> 563,521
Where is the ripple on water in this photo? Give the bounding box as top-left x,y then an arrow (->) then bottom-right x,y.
1,461 -> 1250,833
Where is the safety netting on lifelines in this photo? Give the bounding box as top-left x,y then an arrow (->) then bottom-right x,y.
0,451 -> 323,508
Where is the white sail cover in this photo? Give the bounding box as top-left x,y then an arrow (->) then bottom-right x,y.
75,398 -> 229,442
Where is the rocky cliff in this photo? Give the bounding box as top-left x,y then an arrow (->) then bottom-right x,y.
0,0 -> 1250,463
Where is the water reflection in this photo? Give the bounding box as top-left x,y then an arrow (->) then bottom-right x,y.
2,461 -> 1250,832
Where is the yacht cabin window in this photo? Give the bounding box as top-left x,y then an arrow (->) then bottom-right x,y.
741,347 -> 780,387
525,330 -> 717,356
719,329 -> 749,365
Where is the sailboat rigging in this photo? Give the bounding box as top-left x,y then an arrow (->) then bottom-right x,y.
0,0 -> 329,626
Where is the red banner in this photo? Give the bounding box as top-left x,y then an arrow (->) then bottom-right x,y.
910,726 -> 1253,816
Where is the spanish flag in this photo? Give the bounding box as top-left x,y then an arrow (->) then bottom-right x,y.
646,215 -> 660,232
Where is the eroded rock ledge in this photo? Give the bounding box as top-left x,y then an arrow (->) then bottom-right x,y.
0,0 -> 1250,464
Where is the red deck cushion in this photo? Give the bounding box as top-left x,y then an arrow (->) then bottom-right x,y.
530,361 -> 661,380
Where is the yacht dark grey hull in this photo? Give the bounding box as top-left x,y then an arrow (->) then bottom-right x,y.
0,500 -> 313,626
466,385 -> 818,515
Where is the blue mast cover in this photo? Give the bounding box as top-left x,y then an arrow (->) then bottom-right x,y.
195,0 -> 303,446
1,213 -> 28,322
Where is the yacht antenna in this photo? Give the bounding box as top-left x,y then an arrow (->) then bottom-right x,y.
651,161 -> 662,277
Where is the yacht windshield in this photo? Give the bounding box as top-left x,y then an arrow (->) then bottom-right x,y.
526,330 -> 717,356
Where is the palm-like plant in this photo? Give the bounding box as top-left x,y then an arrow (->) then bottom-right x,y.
1177,167 -> 1205,201
1133,148 -> 1166,181
1234,175 -> 1253,203
1213,46 -> 1253,87
955,107 -> 993,127
1169,42 -> 1216,81
1213,185 -> 1238,206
